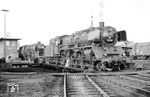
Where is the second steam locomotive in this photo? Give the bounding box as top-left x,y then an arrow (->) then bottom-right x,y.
19,22 -> 128,71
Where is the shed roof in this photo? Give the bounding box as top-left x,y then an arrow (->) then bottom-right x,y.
0,38 -> 20,41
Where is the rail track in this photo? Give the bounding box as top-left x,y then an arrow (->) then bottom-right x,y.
97,75 -> 150,97
63,73 -> 148,97
126,74 -> 150,82
89,75 -> 118,97
41,73 -> 150,97
89,75 -> 150,97
0,64 -> 64,73
116,75 -> 150,87
1,71 -> 150,97
2,62 -> 150,97
0,62 -> 84,73
64,73 -> 111,97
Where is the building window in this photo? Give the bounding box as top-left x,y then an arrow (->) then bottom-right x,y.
6,41 -> 10,46
11,41 -> 16,47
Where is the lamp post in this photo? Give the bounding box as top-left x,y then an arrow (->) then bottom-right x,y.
91,16 -> 93,27
1,9 -> 9,60
1,9 -> 9,38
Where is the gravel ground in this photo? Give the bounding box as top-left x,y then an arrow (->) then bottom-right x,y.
0,73 -> 64,97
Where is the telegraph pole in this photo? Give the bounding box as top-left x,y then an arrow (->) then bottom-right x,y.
1,9 -> 9,60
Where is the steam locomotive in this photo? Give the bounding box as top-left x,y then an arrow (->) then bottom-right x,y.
19,42 -> 45,62
42,22 -> 128,71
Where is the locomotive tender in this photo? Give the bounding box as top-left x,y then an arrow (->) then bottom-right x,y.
43,22 -> 128,71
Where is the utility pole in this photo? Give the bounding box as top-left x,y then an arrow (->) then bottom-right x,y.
1,9 -> 9,60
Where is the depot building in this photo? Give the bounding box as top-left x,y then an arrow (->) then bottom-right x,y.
0,38 -> 20,61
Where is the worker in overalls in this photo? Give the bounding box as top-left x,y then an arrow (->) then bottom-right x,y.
63,57 -> 70,72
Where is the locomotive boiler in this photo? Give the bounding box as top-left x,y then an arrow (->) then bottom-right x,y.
44,22 -> 127,71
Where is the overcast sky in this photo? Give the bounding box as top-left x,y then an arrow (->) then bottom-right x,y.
0,0 -> 150,46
